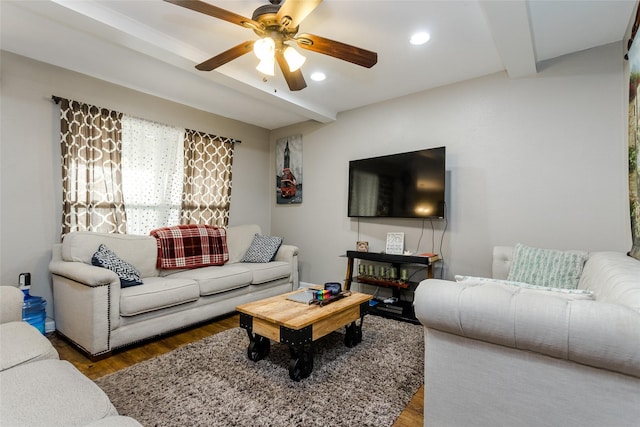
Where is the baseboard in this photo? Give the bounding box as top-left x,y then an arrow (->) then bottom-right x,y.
45,317 -> 55,333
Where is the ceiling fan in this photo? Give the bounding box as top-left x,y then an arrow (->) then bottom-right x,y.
164,0 -> 378,91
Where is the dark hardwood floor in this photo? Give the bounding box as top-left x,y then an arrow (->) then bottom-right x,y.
48,314 -> 423,426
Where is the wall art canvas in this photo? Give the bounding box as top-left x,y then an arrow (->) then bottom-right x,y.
628,23 -> 640,260
276,134 -> 303,204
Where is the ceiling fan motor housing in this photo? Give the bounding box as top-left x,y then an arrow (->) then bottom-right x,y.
251,4 -> 298,41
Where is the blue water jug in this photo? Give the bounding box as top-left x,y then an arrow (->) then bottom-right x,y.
22,291 -> 47,334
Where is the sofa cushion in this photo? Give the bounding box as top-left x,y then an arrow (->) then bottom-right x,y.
0,321 -> 59,371
0,359 -> 118,426
62,232 -> 158,278
119,277 -> 200,316
92,244 -> 143,287
151,224 -> 229,269
240,261 -> 291,285
165,265 -> 252,296
241,234 -> 283,263
507,243 -> 588,289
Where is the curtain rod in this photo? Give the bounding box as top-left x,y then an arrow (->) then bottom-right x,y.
626,5 -> 640,60
50,95 -> 242,143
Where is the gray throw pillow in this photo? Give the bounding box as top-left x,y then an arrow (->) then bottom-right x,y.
241,234 -> 283,263
92,244 -> 143,287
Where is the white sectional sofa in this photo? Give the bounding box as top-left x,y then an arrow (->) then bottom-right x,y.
0,286 -> 142,426
49,224 -> 298,359
415,246 -> 640,427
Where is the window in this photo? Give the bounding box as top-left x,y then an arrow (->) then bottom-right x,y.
121,116 -> 184,235
57,97 -> 237,238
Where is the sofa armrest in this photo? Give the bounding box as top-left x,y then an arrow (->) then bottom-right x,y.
414,278 -> 640,378
0,286 -> 24,324
49,245 -> 120,357
274,244 -> 299,289
274,244 -> 298,262
49,260 -> 119,287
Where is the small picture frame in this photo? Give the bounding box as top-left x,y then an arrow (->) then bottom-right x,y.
385,232 -> 404,255
356,241 -> 369,252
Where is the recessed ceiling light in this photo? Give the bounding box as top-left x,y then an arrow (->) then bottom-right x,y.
310,72 -> 326,82
410,32 -> 430,45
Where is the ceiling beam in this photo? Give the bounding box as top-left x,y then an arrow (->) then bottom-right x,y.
10,0 -> 336,127
479,0 -> 537,78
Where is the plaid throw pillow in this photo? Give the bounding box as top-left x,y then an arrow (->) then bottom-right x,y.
91,244 -> 143,287
241,234 -> 283,263
151,224 -> 229,269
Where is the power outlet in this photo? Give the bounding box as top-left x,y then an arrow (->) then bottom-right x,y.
19,272 -> 31,290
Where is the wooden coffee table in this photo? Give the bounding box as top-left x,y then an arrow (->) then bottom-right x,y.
236,288 -> 372,381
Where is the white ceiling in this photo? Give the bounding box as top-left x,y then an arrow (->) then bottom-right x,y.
1,0 -> 637,130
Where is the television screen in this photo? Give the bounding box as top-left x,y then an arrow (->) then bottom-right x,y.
348,147 -> 446,219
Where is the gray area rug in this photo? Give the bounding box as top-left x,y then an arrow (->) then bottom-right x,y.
95,315 -> 424,426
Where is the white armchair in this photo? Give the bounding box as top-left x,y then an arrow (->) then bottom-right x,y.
0,286 -> 142,426
414,248 -> 640,427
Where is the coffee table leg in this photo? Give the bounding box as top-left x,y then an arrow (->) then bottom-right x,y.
289,344 -> 314,381
246,331 -> 270,362
344,317 -> 364,348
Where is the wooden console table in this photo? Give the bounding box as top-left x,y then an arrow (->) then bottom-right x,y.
343,250 -> 437,323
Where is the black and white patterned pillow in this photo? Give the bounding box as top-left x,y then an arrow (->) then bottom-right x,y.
240,234 -> 283,263
91,244 -> 143,287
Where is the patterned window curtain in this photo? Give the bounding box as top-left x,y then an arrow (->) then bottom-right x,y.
121,115 -> 185,235
59,98 -> 127,237
627,7 -> 640,260
181,130 -> 237,227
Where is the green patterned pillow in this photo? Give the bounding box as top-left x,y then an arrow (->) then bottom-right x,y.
506,244 -> 588,289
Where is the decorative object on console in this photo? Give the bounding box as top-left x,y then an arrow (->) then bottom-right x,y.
91,244 -> 143,287
356,241 -> 369,252
506,243 -> 588,289
240,234 -> 283,263
385,232 -> 404,255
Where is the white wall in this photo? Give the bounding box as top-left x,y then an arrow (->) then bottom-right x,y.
270,42 -> 632,287
0,51 -> 272,316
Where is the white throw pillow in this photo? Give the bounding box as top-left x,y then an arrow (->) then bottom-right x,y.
455,275 -> 594,299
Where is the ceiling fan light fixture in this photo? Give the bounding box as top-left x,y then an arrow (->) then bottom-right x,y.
310,71 -> 326,82
254,37 -> 275,60
256,57 -> 275,76
283,46 -> 306,72
410,32 -> 431,46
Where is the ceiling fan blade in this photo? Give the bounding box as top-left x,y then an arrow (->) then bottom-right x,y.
163,0 -> 261,29
195,40 -> 255,71
275,50 -> 307,91
296,33 -> 377,68
276,0 -> 322,29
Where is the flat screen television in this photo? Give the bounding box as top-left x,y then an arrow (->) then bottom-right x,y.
348,147 -> 446,219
